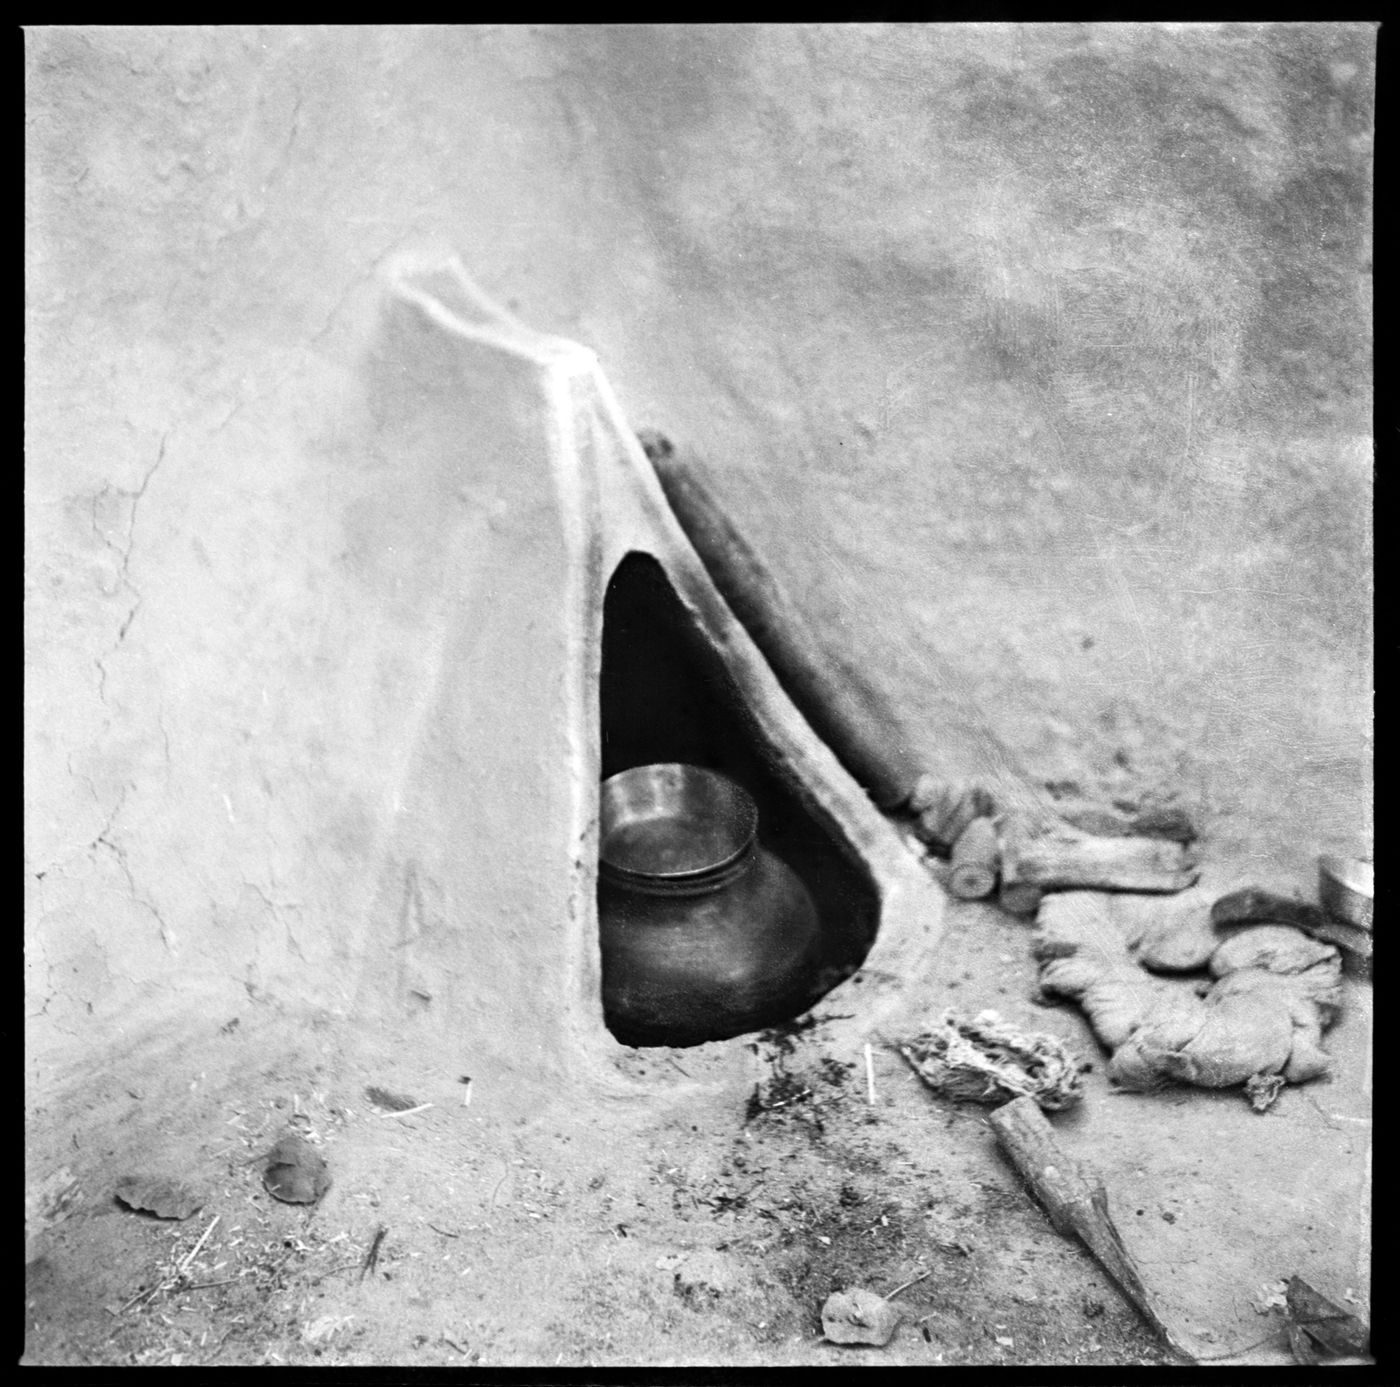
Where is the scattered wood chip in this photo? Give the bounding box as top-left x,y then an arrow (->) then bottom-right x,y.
114,1175 -> 207,1221
262,1134 -> 330,1205
821,1287 -> 901,1346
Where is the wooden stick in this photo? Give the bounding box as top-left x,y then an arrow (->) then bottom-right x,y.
909,777 -> 998,854
1209,888 -> 1330,934
998,813 -> 1199,895
864,1044 -> 877,1105
998,881 -> 1044,917
309,1260 -> 363,1287
988,1096 -> 1188,1356
884,1269 -> 932,1301
1053,799 -> 1198,845
118,1283 -> 159,1314
949,817 -> 1000,899
1126,804 -> 1198,845
644,438 -> 919,809
378,1102 -> 433,1119
359,1225 -> 387,1284
178,1215 -> 221,1278
120,1213 -> 222,1313
1050,801 -> 1137,838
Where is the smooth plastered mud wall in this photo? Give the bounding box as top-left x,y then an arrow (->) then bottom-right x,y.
26,25 -> 1371,1090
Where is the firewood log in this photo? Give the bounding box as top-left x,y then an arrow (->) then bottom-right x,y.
949,817 -> 999,900
989,1096 -> 1187,1355
644,434 -> 917,809
999,812 -> 1199,895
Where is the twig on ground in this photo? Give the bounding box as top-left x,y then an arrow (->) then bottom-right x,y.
490,1162 -> 511,1208
885,1269 -> 932,1301
865,1044 -> 877,1105
119,1213 -> 222,1313
761,1088 -> 812,1111
379,1102 -> 433,1119
309,1260 -> 363,1286
118,1284 -> 159,1314
360,1225 -> 387,1283
178,1215 -> 221,1278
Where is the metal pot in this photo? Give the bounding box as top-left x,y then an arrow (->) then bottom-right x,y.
597,763 -> 821,1047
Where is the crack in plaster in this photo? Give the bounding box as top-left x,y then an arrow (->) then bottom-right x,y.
96,832 -> 174,950
92,432 -> 169,705
250,882 -> 306,963
157,706 -> 173,777
277,89 -> 305,176
39,760 -> 128,884
85,781 -> 176,954
28,940 -> 57,1018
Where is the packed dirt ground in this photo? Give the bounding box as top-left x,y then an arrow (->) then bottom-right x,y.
25,832 -> 1371,1367
23,927 -> 1180,1369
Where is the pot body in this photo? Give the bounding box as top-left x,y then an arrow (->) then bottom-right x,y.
599,842 -> 822,1047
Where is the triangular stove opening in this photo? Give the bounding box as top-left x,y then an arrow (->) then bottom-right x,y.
599,549 -> 879,1045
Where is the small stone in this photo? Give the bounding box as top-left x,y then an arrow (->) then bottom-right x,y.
263,1133 -> 330,1205
821,1287 -> 900,1346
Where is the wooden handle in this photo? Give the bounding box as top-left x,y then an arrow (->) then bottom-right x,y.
646,439 -> 918,809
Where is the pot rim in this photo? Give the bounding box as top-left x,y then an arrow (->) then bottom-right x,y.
599,762 -> 758,882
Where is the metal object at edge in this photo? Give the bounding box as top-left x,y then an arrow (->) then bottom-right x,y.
1318,855 -> 1373,932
